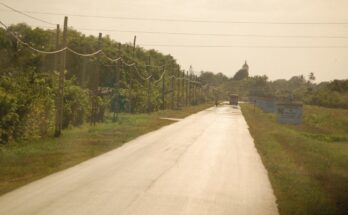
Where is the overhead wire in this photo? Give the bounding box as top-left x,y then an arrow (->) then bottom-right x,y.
75,28 -> 348,39
153,70 -> 166,84
1,5 -> 348,25
0,20 -> 66,54
0,2 -> 56,26
67,48 -> 102,57
139,44 -> 348,49
2,3 -> 348,50
0,20 -> 167,84
101,51 -> 122,62
0,20 -> 166,70
24,24 -> 348,39
0,5 -> 207,92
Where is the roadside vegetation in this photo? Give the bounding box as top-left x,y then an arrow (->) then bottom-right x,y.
0,103 -> 211,195
0,23 -> 221,145
241,103 -> 348,215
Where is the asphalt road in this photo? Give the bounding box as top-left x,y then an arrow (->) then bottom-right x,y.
0,105 -> 278,215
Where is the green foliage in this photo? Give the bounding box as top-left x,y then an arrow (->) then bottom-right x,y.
62,80 -> 91,128
224,69 -> 348,109
0,89 -> 19,144
0,70 -> 55,144
0,23 -> 214,144
232,68 -> 249,80
305,80 -> 348,108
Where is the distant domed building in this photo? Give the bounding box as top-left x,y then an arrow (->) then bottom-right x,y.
242,61 -> 249,71
233,61 -> 249,80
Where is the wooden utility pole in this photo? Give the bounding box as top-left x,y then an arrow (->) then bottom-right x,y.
181,71 -> 185,106
193,75 -> 197,105
176,69 -> 180,108
53,24 -> 60,71
171,75 -> 174,109
147,56 -> 151,113
128,35 -> 136,113
147,77 -> 152,113
90,33 -> 102,126
133,36 -> 137,57
54,17 -> 67,137
188,72 -> 191,106
162,69 -> 165,110
192,76 -> 195,105
112,44 -> 122,122
184,71 -> 189,106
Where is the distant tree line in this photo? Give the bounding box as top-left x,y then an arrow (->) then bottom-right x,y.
225,64 -> 348,109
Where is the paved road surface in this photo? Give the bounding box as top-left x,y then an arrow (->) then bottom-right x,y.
0,105 -> 278,215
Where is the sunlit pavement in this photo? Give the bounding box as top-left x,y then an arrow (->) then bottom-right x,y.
0,104 -> 278,215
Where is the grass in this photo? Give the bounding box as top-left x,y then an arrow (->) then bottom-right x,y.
0,104 -> 211,196
240,104 -> 348,215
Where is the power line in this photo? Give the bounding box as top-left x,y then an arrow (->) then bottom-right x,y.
1,6 -> 348,25
0,20 -> 164,69
140,44 -> 348,48
2,2 -> 348,40
76,27 -> 348,39
3,19 -> 348,51
31,25 -> 348,39
0,20 -> 175,83
0,2 -> 56,26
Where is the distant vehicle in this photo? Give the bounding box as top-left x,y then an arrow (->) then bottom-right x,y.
229,94 -> 239,105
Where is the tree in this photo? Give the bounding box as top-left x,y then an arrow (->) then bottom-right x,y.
309,72 -> 316,83
233,69 -> 249,80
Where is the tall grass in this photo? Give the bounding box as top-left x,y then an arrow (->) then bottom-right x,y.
241,104 -> 348,215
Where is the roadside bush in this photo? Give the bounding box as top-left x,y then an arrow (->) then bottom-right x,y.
0,72 -> 56,143
0,89 -> 19,144
63,80 -> 91,128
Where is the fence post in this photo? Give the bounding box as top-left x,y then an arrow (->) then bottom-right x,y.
54,17 -> 67,137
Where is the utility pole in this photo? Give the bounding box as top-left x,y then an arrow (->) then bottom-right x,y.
133,36 -> 137,57
128,35 -> 136,113
185,71 -> 189,106
171,75 -> 174,109
112,43 -> 122,122
147,77 -> 152,113
81,47 -> 87,88
162,68 -> 165,110
193,75 -> 197,105
192,75 -> 195,105
188,71 -> 191,106
147,55 -> 151,113
176,69 -> 180,108
54,17 -> 67,137
91,33 -> 102,126
181,70 -> 185,106
53,24 -> 59,71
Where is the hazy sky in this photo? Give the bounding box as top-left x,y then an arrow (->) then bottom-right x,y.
1,0 -> 348,82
